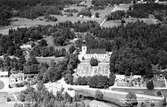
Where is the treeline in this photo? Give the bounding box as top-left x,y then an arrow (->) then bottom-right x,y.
74,73 -> 116,88
106,10 -> 126,21
0,0 -> 76,10
92,0 -> 132,7
0,0 -> 79,25
0,5 -> 12,26
128,3 -> 167,21
105,3 -> 167,22
18,5 -> 62,19
16,82 -> 87,107
30,46 -> 67,57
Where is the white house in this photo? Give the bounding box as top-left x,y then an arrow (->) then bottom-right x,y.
20,44 -> 32,50
9,73 -> 24,87
0,71 -> 8,77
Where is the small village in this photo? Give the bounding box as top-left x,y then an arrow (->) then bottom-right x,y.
0,0 -> 167,107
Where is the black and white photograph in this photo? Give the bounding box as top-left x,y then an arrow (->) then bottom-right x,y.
0,0 -> 167,107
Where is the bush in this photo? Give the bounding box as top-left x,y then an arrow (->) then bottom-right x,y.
125,92 -> 138,107
146,80 -> 154,90
163,97 -> 167,106
64,73 -> 73,85
75,77 -> 89,85
156,90 -> 162,96
95,12 -> 99,18
109,72 -> 116,86
150,103 -> 155,107
14,103 -> 23,107
90,57 -> 98,66
15,83 -> 25,87
88,75 -> 109,88
64,9 -> 78,13
7,97 -> 11,102
69,45 -> 76,54
95,90 -> 103,100
45,15 -> 58,22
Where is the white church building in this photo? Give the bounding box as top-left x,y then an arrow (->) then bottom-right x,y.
78,40 -> 112,62
75,40 -> 112,77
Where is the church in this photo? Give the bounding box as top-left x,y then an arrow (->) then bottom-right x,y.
78,40 -> 112,62
74,40 -> 112,77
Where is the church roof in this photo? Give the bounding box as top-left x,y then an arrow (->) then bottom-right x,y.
87,49 -> 106,54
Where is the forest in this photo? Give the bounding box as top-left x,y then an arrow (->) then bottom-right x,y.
0,0 -> 79,25
1,19 -> 167,79
89,21 -> 167,76
128,3 -> 167,21
0,5 -> 12,26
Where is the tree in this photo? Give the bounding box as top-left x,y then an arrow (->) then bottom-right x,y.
37,63 -> 48,81
150,103 -> 155,107
75,77 -> 89,85
47,66 -> 62,82
64,73 -> 73,85
146,80 -> 154,90
27,56 -> 39,65
95,90 -> 103,100
90,57 -> 98,66
162,97 -> 167,106
69,45 -> 75,54
36,82 -> 45,91
125,92 -> 138,107
88,75 -> 109,88
156,90 -> 162,96
95,12 -> 99,18
141,102 -> 146,107
38,39 -> 48,47
109,72 -> 116,86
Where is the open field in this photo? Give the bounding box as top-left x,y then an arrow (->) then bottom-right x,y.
0,103 -> 14,107
111,88 -> 160,96
0,2 -> 160,35
88,100 -> 118,107
0,14 -> 101,35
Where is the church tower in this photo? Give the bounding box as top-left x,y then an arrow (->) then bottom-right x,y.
81,40 -> 87,55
